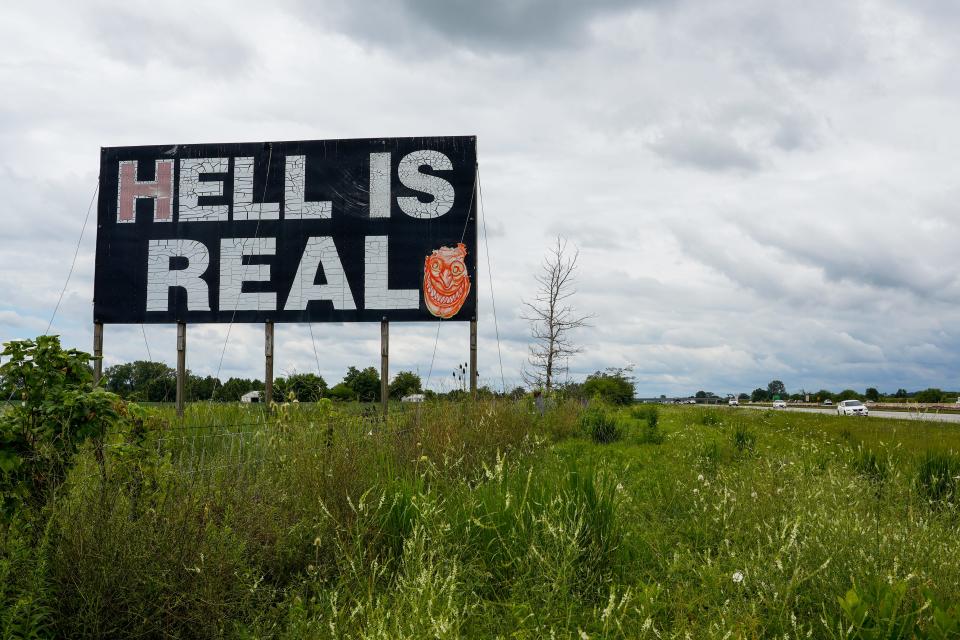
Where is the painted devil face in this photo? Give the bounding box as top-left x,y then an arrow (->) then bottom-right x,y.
423,243 -> 470,318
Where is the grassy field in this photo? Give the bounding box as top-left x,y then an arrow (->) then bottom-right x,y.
3,400 -> 960,638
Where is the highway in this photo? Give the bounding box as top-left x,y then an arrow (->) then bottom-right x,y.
738,405 -> 960,424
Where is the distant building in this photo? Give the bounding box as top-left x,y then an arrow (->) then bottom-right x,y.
240,390 -> 263,403
401,393 -> 425,403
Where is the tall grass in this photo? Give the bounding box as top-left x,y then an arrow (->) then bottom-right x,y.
579,404 -> 622,444
4,401 -> 960,637
915,451 -> 960,505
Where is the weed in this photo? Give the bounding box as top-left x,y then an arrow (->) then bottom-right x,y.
698,440 -> 723,471
851,447 -> 889,485
630,405 -> 658,425
732,425 -> 756,454
631,405 -> 664,444
831,579 -> 960,639
916,452 -> 960,506
579,406 -> 622,444
700,410 -> 722,427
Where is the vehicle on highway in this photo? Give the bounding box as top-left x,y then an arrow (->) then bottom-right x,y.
822,399 -> 833,405
772,400 -> 787,409
728,398 -> 739,406
837,399 -> 869,416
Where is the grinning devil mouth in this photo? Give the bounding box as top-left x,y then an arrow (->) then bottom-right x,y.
423,243 -> 470,319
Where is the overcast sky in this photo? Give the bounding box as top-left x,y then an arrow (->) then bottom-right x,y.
2,0 -> 959,397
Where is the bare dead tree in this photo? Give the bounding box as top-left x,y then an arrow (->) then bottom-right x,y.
522,237 -> 592,393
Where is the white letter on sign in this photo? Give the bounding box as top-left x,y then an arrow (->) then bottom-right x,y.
233,157 -> 280,220
219,237 -> 276,311
369,152 -> 391,218
285,156 -> 331,219
284,237 -> 356,310
397,150 -> 454,219
179,158 -> 229,221
364,236 -> 418,309
146,239 -> 211,311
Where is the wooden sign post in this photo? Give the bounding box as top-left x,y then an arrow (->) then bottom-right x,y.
93,322 -> 103,386
381,319 -> 389,419
176,322 -> 186,418
265,321 -> 274,406
470,318 -> 478,400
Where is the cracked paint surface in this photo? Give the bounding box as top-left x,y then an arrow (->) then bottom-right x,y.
146,239 -> 210,311
284,155 -> 331,219
179,158 -> 228,221
117,159 -> 173,223
220,237 -> 276,311
423,243 -> 470,318
233,157 -> 279,221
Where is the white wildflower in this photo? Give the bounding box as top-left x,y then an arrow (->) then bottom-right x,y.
732,571 -> 744,584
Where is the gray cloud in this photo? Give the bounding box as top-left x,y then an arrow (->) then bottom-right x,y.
734,213 -> 960,303
89,7 -> 253,74
649,126 -> 762,172
289,0 -> 656,54
677,0 -> 867,77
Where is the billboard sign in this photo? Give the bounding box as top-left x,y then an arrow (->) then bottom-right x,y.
94,136 -> 477,324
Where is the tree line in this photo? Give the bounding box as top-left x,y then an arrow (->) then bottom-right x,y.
92,362 -> 638,405
93,361 -> 427,403
710,379 -> 959,403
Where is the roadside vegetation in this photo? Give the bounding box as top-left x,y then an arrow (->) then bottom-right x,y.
3,338 -> 960,638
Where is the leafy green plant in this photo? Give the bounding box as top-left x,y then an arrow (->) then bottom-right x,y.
836,580 -> 918,639
834,579 -> 960,639
0,336 -> 120,518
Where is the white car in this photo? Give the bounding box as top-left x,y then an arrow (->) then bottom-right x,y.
728,398 -> 739,406
772,400 -> 787,409
837,399 -> 868,416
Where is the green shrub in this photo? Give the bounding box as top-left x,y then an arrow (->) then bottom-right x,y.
581,368 -> 634,405
0,336 -> 122,518
579,406 -> 622,444
916,452 -> 960,505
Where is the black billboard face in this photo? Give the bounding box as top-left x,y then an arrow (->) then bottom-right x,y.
94,136 -> 477,324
